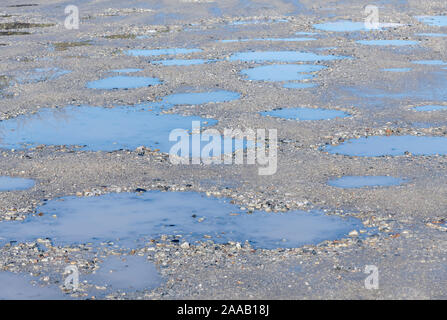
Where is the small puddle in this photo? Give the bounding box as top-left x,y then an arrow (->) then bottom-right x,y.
87,76 -> 161,89
0,191 -> 363,249
159,90 -> 240,106
382,68 -> 411,72
0,272 -> 64,300
218,37 -> 316,43
0,176 -> 35,191
416,16 -> 447,27
87,256 -> 162,292
241,64 -> 325,82
151,59 -> 211,66
412,60 -> 447,65
314,20 -> 401,32
229,19 -> 288,25
357,40 -> 419,46
413,105 -> 447,112
326,135 -> 447,156
283,82 -> 318,89
328,176 -> 405,188
126,48 -> 202,57
111,68 -> 143,73
229,51 -> 348,62
416,33 -> 447,38
260,107 -> 349,120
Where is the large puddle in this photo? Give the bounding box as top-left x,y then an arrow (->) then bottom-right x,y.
328,176 -> 405,188
416,16 -> 447,27
0,176 -> 35,191
87,76 -> 161,90
0,191 -> 363,249
0,105 -> 217,152
241,64 -> 325,82
0,272 -> 64,300
260,107 -> 349,120
159,90 -> 240,106
413,105 -> 447,112
126,48 -> 202,57
87,256 -> 162,292
229,51 -> 348,62
326,136 -> 447,156
357,40 -> 419,46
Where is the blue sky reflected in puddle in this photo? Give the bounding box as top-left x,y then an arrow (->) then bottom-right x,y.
229,51 -> 348,62
413,105 -> 447,111
261,107 -> 349,120
86,256 -> 162,292
126,48 -> 202,57
382,68 -> 411,72
314,20 -> 367,32
416,16 -> 447,27
241,64 -> 324,82
0,272 -> 65,300
218,37 -> 316,43
0,191 -> 362,249
326,135 -> 447,156
416,33 -> 447,37
151,59 -> 210,66
111,68 -> 143,73
0,177 -> 35,192
412,60 -> 447,65
357,40 -> 419,46
328,176 -> 405,188
87,76 -> 161,89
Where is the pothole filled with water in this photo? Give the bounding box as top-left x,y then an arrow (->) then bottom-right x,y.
229,51 -> 348,62
0,191 -> 363,249
0,272 -> 65,300
0,176 -> 35,191
260,107 -> 350,120
86,255 -> 162,293
413,105 -> 447,112
87,76 -> 161,90
357,40 -> 419,46
325,135 -> 447,156
240,64 -> 325,82
328,176 -> 405,188
126,48 -> 202,57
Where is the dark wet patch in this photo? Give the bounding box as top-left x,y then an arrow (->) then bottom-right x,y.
326,135 -> 447,156
104,34 -> 137,40
0,191 -> 363,249
53,41 -> 92,51
328,176 -> 405,188
7,4 -> 38,7
261,107 -> 349,120
0,22 -> 54,30
0,31 -> 30,36
87,76 -> 161,90
0,176 -> 35,191
86,256 -> 162,292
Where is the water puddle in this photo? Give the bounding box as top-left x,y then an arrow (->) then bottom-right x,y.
159,90 -> 240,106
413,105 -> 447,112
126,48 -> 202,57
111,68 -> 143,73
326,135 -> 447,156
240,64 -> 325,82
0,191 -> 363,249
228,19 -> 288,25
260,107 -> 349,120
416,33 -> 447,38
151,59 -> 210,66
0,176 -> 35,191
357,40 -> 419,46
416,16 -> 447,27
87,76 -> 161,89
0,105 -> 216,152
382,68 -> 411,72
229,51 -> 348,62
218,37 -> 316,43
314,20 -> 401,32
283,82 -> 318,89
328,176 -> 405,188
0,272 -> 64,300
87,256 -> 162,292
412,60 -> 447,66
